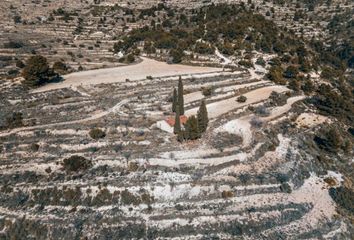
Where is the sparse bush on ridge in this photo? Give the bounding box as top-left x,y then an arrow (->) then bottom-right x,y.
89,128 -> 106,140
237,95 -> 247,103
62,155 -> 92,172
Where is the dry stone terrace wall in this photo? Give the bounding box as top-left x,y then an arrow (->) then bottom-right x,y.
0,67 -> 350,238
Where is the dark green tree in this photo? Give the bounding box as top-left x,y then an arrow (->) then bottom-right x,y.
22,55 -> 55,87
267,66 -> 285,84
169,48 -> 184,63
174,108 -> 181,134
197,100 -> 208,133
185,116 -> 200,140
172,88 -> 178,112
283,65 -> 299,78
177,77 -> 184,115
53,61 -> 68,75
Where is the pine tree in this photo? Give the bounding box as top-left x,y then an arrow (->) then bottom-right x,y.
177,77 -> 184,115
197,100 -> 208,133
172,88 -> 177,112
174,107 -> 181,134
185,116 -> 200,140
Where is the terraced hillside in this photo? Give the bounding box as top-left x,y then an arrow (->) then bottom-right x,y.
0,57 -> 352,239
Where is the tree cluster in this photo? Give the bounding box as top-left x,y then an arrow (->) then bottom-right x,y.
172,78 -> 209,142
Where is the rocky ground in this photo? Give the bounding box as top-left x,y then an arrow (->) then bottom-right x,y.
0,0 -> 353,239
0,55 -> 352,239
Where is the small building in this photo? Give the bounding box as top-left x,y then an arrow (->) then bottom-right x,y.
166,115 -> 188,127
156,115 -> 188,134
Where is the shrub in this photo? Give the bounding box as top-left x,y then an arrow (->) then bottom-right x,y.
5,112 -> 23,129
269,91 -> 287,106
201,86 -> 213,96
283,65 -> 299,78
280,182 -> 292,193
7,69 -> 19,76
239,173 -> 251,184
120,189 -> 141,205
250,116 -> 263,128
16,60 -> 25,68
238,60 -> 253,68
221,190 -> 234,198
141,192 -> 154,205
276,173 -> 290,183
194,42 -> 215,55
30,143 -> 39,152
52,61 -> 68,75
329,187 -> 354,213
62,155 -> 92,172
22,55 -> 55,87
254,105 -> 270,117
169,48 -> 184,63
13,15 -> 22,24
89,128 -> 106,140
128,162 -> 139,172
126,54 -> 135,63
4,41 -> 24,49
255,57 -> 266,67
267,66 -> 285,84
237,95 -> 247,103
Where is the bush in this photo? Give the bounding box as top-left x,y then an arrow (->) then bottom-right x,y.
238,60 -> 253,68
22,55 -> 56,87
280,182 -> 292,193
269,91 -> 287,106
283,65 -> 299,78
329,187 -> 354,213
254,105 -> 270,117
120,189 -> 141,205
194,42 -> 215,55
30,143 -> 39,152
62,155 -> 92,172
201,86 -> 213,96
221,190 -> 234,198
237,95 -> 247,103
126,54 -> 135,63
169,48 -> 184,63
128,162 -> 139,172
4,41 -> 24,49
7,69 -> 19,76
16,60 -> 25,68
52,61 -> 68,75
89,128 -> 106,140
5,112 -> 23,129
13,15 -> 22,24
255,57 -> 266,67
267,66 -> 285,84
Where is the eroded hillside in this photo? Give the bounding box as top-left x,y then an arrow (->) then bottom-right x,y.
0,1 -> 353,239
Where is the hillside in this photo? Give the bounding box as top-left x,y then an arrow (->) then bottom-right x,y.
0,0 -> 353,239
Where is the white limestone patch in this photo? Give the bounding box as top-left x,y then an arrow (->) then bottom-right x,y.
295,112 -> 330,128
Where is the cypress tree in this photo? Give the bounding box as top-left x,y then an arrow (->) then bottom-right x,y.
197,100 -> 208,133
185,116 -> 200,140
172,88 -> 177,112
177,130 -> 185,142
174,107 -> 181,134
177,77 -> 184,115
